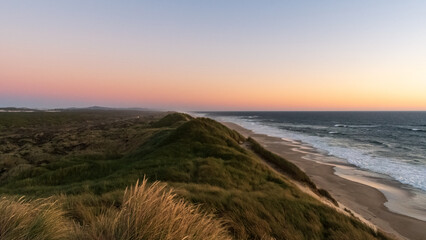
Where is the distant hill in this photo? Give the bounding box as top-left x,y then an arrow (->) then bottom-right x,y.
0,106 -> 158,112
0,107 -> 41,112
62,106 -> 158,111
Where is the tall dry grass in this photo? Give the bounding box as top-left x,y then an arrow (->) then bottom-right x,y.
0,179 -> 231,240
77,178 -> 231,240
0,196 -> 73,240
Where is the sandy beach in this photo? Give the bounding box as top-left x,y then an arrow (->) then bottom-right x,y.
223,122 -> 426,240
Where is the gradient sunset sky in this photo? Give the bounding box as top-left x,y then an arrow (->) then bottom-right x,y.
1,1 -> 425,110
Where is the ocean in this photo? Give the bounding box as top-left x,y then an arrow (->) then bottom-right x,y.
198,111 -> 426,195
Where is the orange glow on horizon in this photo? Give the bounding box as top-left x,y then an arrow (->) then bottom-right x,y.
2,48 -> 426,111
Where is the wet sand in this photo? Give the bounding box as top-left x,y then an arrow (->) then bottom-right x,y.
223,122 -> 426,240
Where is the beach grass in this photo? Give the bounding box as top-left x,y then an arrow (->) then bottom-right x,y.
0,179 -> 230,240
0,196 -> 74,240
247,137 -> 338,206
71,178 -> 231,240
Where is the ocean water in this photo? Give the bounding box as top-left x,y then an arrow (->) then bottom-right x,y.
198,111 -> 426,193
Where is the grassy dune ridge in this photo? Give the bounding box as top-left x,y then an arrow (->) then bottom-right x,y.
246,137 -> 338,206
0,111 -> 391,239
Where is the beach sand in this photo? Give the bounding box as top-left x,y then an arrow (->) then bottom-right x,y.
223,122 -> 426,240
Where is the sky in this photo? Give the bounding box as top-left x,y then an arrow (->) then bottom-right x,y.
1,1 -> 425,111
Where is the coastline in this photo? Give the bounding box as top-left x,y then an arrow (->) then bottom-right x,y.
222,121 -> 426,240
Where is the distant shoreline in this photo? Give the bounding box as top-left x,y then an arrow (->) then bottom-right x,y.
221,121 -> 426,240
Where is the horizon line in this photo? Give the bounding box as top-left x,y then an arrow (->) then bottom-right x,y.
1,106 -> 426,112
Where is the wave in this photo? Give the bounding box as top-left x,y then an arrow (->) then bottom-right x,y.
365,139 -> 389,147
334,124 -> 379,128
412,128 -> 426,132
395,125 -> 426,132
276,123 -> 328,130
216,116 -> 426,192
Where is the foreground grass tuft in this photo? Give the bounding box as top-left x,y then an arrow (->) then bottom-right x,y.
0,179 -> 231,240
76,178 -> 231,240
0,196 -> 73,240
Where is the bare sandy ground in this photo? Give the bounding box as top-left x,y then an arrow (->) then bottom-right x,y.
223,122 -> 426,240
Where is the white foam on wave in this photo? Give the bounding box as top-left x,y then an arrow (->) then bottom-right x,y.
334,124 -> 379,128
279,123 -> 329,130
396,125 -> 426,132
411,128 -> 426,132
215,116 -> 426,192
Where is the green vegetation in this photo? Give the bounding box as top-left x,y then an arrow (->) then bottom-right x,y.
0,111 -> 391,239
150,112 -> 193,128
247,137 -> 338,206
247,137 -> 315,188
